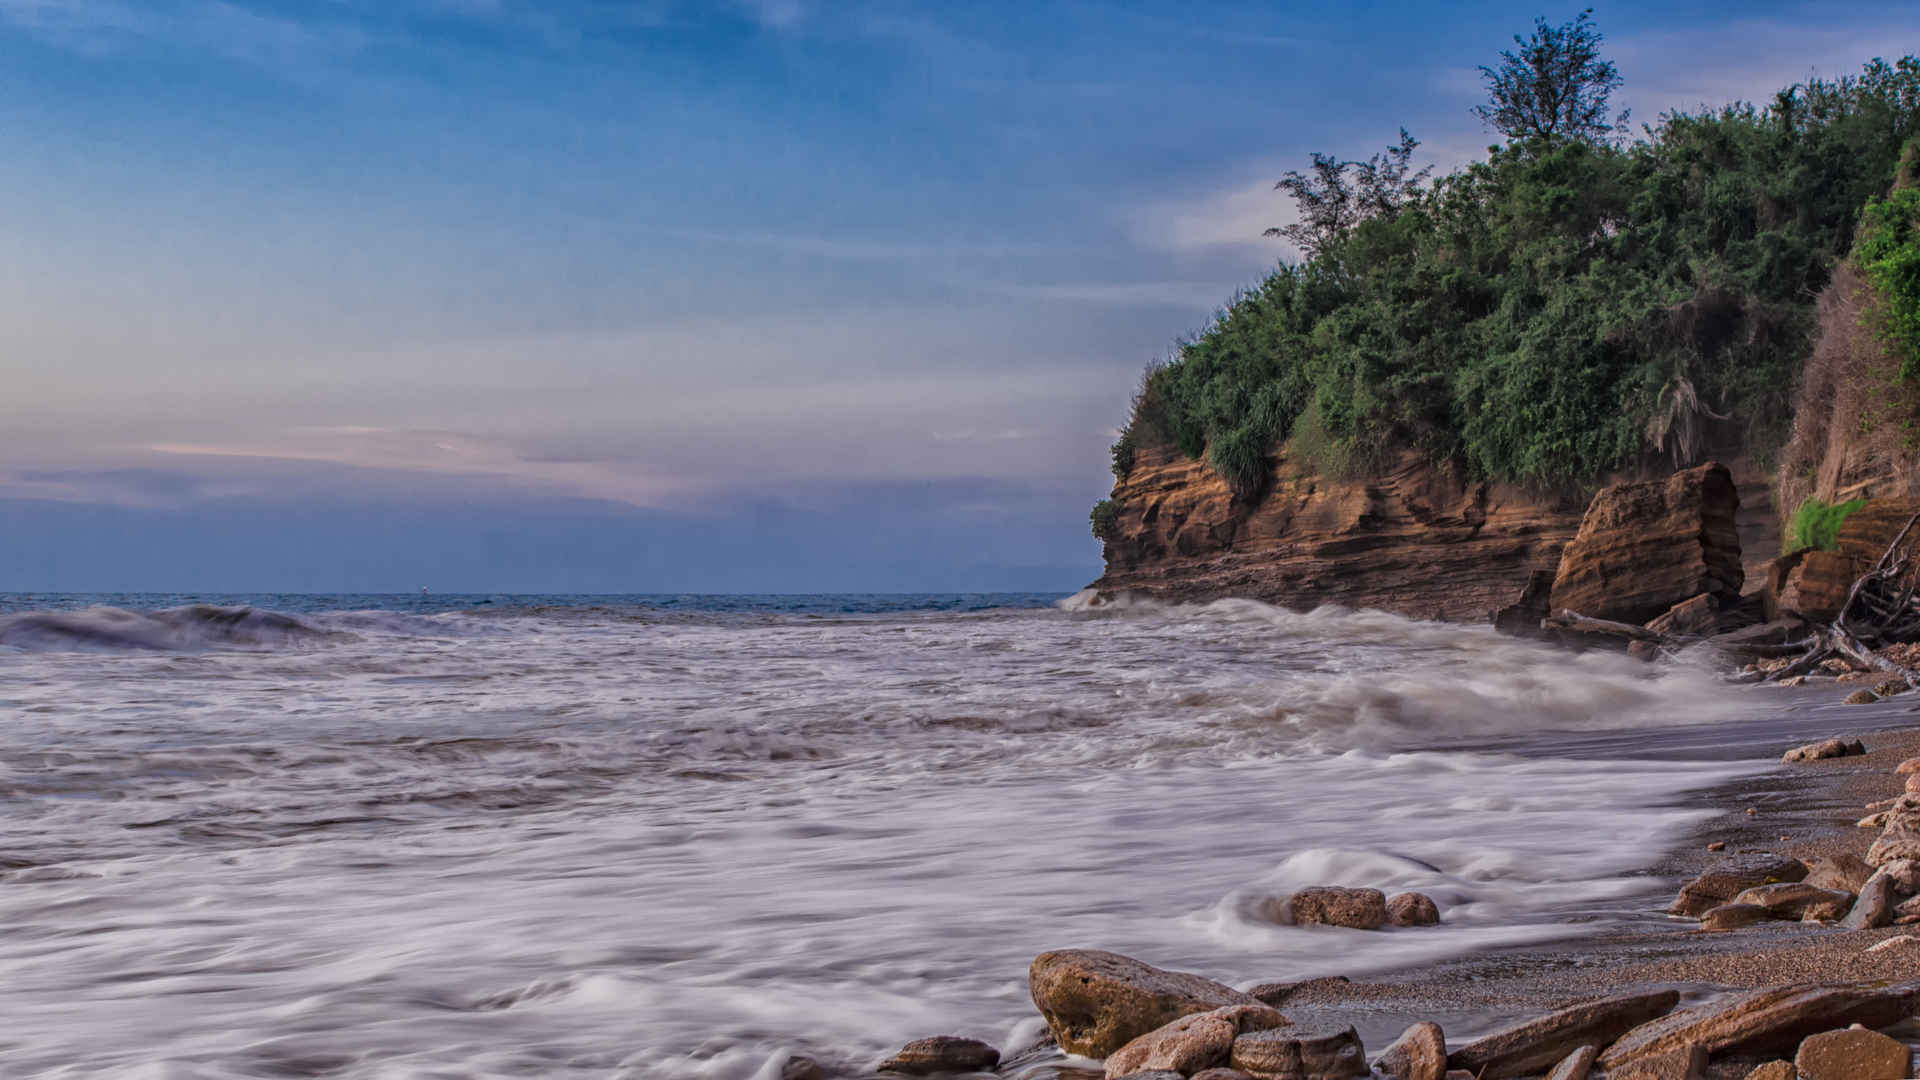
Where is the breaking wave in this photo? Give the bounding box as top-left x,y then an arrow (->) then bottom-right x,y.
0,604 -> 348,652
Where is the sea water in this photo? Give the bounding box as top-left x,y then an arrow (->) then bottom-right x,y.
0,592 -> 1829,1077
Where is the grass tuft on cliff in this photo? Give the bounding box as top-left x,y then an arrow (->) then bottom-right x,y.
1786,498 -> 1867,553
1111,53 -> 1920,500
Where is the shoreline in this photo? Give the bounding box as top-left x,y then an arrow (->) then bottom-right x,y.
996,689 -> 1920,1080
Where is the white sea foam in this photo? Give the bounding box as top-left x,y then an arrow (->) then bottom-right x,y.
0,599 -> 1817,1077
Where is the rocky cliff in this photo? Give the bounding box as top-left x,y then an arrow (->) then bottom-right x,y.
1091,445 -> 1782,621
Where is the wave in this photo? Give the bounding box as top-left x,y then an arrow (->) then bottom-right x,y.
0,605 -> 350,653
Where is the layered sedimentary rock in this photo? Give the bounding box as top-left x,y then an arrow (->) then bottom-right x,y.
1091,445 -> 1585,620
1548,463 -> 1743,624
1775,498 -> 1920,621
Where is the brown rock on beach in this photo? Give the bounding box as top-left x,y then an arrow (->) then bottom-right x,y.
1227,1025 -> 1368,1079
1286,887 -> 1388,930
1699,903 -> 1773,931
1028,950 -> 1263,1059
1541,1044 -> 1597,1080
1782,738 -> 1866,761
1667,857 -> 1809,917
1371,1021 -> 1445,1080
1607,1043 -> 1705,1080
1596,983 -> 1919,1070
1793,1026 -> 1913,1080
1102,1005 -> 1289,1080
1445,990 -> 1680,1079
1728,882 -> 1854,922
1385,892 -> 1440,927
1803,853 -> 1873,894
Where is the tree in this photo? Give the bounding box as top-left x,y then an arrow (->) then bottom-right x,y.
1473,9 -> 1626,144
1266,129 -> 1432,257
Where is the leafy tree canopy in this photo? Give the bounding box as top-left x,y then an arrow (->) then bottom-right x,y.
1473,8 -> 1625,145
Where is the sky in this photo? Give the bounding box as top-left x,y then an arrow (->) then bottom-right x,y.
2,0 -> 1918,593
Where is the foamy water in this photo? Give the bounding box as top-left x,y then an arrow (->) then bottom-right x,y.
0,593 -> 1804,1077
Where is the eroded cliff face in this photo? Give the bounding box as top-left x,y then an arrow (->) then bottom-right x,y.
1092,444 -> 1587,620
1093,446 -> 1782,621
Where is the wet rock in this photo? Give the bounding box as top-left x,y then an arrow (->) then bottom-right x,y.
1103,1005 -> 1289,1079
1804,854 -> 1874,894
1245,978 -> 1350,1008
1875,678 -> 1910,696
1446,989 -> 1680,1079
1667,856 -> 1809,916
1845,689 -> 1879,705
1700,903 -> 1773,931
1741,1062 -> 1793,1080
879,1036 -> 1000,1075
1372,1021 -> 1444,1080
1227,1025 -> 1368,1079
1646,594 -> 1719,637
1607,1043 -> 1705,1080
1783,738 -> 1867,761
1706,841 -> 1726,852
1028,950 -> 1262,1059
1189,1071 -> 1253,1080
1793,1026 -> 1912,1080
1597,984 -> 1919,1069
1841,870 -> 1899,929
1385,893 -> 1440,927
1284,888 -> 1387,930
782,1055 -> 829,1080
1729,882 -> 1855,922
1491,568 -> 1557,639
1548,463 -> 1742,625
1542,1045 -> 1596,1080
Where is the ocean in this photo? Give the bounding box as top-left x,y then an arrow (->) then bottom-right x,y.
0,592 -> 1855,1077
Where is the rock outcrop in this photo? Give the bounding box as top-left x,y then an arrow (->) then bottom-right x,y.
1596,984 -> 1919,1069
1548,463 -> 1743,624
1091,444 -> 1583,619
1445,990 -> 1680,1079
1029,949 -> 1264,1059
1773,499 -> 1920,621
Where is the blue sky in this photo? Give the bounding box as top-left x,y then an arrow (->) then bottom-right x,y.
2,0 -> 1916,592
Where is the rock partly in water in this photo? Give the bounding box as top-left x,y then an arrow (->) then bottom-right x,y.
1667,857 -> 1810,916
1445,990 -> 1681,1079
1793,1026 -> 1913,1080
1227,1026 -> 1368,1079
1782,738 -> 1867,762
1103,1005 -> 1290,1080
1700,903 -> 1773,931
1646,594 -> 1720,637
1597,984 -> 1919,1069
879,1036 -> 1001,1075
781,1055 -> 829,1080
1385,892 -> 1440,927
1549,462 -> 1742,625
1281,888 -> 1387,931
1541,1045 -> 1597,1080
1729,882 -> 1855,922
1845,689 -> 1879,705
1028,950 -> 1262,1059
1371,1021 -> 1445,1080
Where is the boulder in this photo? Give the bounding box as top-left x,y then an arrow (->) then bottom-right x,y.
1372,1021 -> 1445,1080
1845,689 -> 1879,705
1597,984 -> 1919,1069
1899,757 -> 1920,775
1793,1026 -> 1912,1080
1868,814 -> 1920,865
1028,950 -> 1263,1059
1542,1045 -> 1596,1080
1779,500 -> 1920,620
1490,569 -> 1556,639
1227,1026 -> 1368,1079
1742,1063 -> 1794,1080
879,1036 -> 1000,1075
1667,857 -> 1809,916
1875,678 -> 1910,696
1549,463 -> 1742,625
1284,888 -> 1387,930
1804,853 -> 1875,894
1445,990 -> 1680,1079
1385,893 -> 1440,927
1728,882 -> 1855,922
1782,738 -> 1866,762
1104,1005 -> 1290,1079
1841,870 -> 1900,929
782,1055 -> 829,1080
1607,1044 -> 1705,1080
1700,903 -> 1773,931
1646,594 -> 1719,637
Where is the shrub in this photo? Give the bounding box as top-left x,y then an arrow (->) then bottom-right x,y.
1856,187 -> 1920,376
1786,497 -> 1867,553
1089,499 -> 1123,541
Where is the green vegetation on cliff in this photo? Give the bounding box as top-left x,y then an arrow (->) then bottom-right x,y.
1111,18 -> 1920,507
1785,498 -> 1867,554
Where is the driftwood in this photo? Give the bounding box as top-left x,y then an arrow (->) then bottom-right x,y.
1542,610 -> 1665,643
1755,510 -> 1920,686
